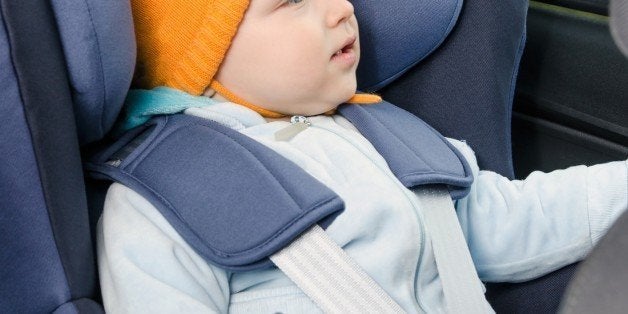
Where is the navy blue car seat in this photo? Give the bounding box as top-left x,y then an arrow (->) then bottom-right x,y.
0,0 -> 578,312
0,0 -> 133,312
357,2 -> 580,311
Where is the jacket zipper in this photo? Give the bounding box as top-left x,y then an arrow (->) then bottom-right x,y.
293,117 -> 429,313
274,115 -> 311,141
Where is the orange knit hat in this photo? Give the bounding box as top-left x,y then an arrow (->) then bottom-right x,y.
130,0 -> 249,96
130,0 -> 381,117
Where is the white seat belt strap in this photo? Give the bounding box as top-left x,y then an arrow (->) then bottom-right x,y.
414,186 -> 486,314
270,225 -> 405,313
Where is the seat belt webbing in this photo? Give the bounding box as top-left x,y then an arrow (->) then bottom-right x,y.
270,225 -> 405,313
271,186 -> 486,313
415,186 -> 486,314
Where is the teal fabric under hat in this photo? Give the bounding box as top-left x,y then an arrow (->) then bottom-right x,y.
115,87 -> 217,134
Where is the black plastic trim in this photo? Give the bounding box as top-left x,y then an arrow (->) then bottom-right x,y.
512,113 -> 627,178
535,0 -> 608,15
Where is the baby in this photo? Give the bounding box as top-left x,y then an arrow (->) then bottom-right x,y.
97,0 -> 628,313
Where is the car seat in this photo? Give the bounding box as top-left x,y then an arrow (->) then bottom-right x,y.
0,0 -> 585,312
0,0 -> 133,312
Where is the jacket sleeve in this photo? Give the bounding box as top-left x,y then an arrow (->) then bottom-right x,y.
98,183 -> 231,313
449,140 -> 628,283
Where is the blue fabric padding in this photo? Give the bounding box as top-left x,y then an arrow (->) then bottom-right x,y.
52,298 -> 105,314
339,103 -> 473,199
486,263 -> 577,313
3,0 -> 100,308
87,115 -> 344,271
0,16 -> 71,313
87,102 -> 475,271
353,0 -> 463,91
382,0 -> 528,179
50,0 -> 136,145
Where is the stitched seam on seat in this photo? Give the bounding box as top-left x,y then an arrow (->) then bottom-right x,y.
82,0 -> 107,136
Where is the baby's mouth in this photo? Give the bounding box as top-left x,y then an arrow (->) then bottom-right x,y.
334,44 -> 352,56
332,37 -> 357,59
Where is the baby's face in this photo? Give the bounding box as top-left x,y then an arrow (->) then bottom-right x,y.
215,0 -> 360,116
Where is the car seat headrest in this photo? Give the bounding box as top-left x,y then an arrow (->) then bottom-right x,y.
354,0 -> 464,91
52,0 -> 461,144
51,0 -> 136,145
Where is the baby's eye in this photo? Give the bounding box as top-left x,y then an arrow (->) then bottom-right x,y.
277,0 -> 306,10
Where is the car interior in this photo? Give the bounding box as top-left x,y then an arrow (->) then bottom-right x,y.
1,0 -> 626,313
379,1 -> 627,313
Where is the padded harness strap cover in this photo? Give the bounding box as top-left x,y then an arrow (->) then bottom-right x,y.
87,103 -> 473,271
87,115 -> 344,271
339,102 -> 473,198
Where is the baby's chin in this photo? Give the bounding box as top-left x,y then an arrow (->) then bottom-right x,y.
287,105 -> 336,117
265,87 -> 357,117
275,99 -> 339,117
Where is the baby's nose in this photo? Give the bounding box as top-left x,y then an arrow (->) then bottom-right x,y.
326,0 -> 355,28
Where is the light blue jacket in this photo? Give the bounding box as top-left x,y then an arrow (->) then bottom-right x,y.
97,89 -> 628,313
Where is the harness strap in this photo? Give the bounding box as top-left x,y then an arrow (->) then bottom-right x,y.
415,186 -> 486,313
271,225 -> 405,313
272,187 -> 486,313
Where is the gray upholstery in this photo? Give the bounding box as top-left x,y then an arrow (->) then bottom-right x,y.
559,211 -> 628,313
610,0 -> 628,56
